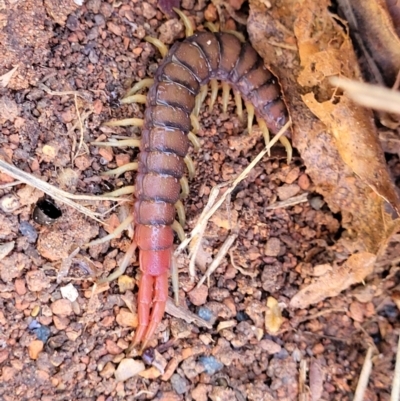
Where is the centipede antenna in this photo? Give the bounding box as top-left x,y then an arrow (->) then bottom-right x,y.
222,82 -> 231,113
98,240 -> 138,283
91,139 -> 141,148
245,101 -> 254,134
173,8 -> 194,37
103,118 -> 144,127
234,90 -> 244,121
187,131 -> 201,151
85,215 -> 134,249
210,79 -> 218,109
104,185 -> 135,197
175,199 -> 186,227
120,94 -> 147,105
258,119 -> 271,156
144,36 -> 169,57
172,220 -> 186,242
125,78 -> 154,98
101,162 -> 138,177
184,154 -> 195,180
204,21 -> 219,32
279,136 -> 293,165
190,114 -> 200,134
180,176 -> 189,199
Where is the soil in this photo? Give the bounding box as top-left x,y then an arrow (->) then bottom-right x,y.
0,0 -> 400,400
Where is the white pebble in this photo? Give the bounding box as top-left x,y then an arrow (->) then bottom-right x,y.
60,283 -> 79,302
115,359 -> 145,382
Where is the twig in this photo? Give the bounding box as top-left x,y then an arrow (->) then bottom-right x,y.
353,346 -> 374,401
330,76 -> 400,114
0,159 -> 129,223
165,298 -> 212,329
391,334 -> 400,401
266,193 -> 309,210
196,233 -> 238,288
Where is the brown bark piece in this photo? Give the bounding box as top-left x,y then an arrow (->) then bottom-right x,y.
248,0 -> 400,254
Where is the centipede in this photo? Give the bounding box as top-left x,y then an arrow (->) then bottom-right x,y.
93,13 -> 291,350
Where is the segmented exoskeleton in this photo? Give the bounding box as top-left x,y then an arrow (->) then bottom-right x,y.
132,31 -> 289,347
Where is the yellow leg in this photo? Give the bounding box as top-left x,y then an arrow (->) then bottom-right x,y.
222,82 -> 230,113
194,85 -> 208,117
188,131 -> 201,151
258,119 -> 270,156
245,101 -> 254,134
101,162 -> 138,177
144,36 -> 168,57
234,91 -> 243,121
180,176 -> 189,199
125,78 -> 154,98
204,22 -> 219,32
190,114 -> 200,134
210,79 -> 219,109
172,220 -> 186,242
120,94 -> 147,105
279,136 -> 293,165
175,199 -> 186,227
173,8 -> 194,37
103,118 -> 144,127
184,155 -> 195,180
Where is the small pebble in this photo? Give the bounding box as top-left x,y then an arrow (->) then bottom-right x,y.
50,299 -> 73,316
0,242 -> 14,261
284,167 -> 300,184
19,221 -> 38,243
197,307 -> 214,322
0,194 -> 20,213
116,308 -> 138,328
198,356 -> 223,375
310,195 -> 325,210
298,173 -> 311,190
171,373 -> 189,395
31,305 -> 41,317
276,184 -> 301,201
36,325 -> 51,342
28,340 -> 44,360
264,237 -> 281,257
188,285 -> 208,306
14,278 -> 26,295
115,358 -> 145,382
60,283 -> 79,302
100,362 -> 116,379
26,270 -> 50,292
118,275 -> 135,293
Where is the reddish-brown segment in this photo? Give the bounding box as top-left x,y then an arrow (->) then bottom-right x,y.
133,31 -> 288,348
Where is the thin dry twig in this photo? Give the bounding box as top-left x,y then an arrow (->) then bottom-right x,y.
0,159 -> 129,223
330,76 -> 400,114
266,193 -> 309,210
165,298 -> 212,329
187,183 -> 228,280
391,334 -> 400,401
299,359 -> 309,401
353,346 -> 374,401
196,233 -> 238,288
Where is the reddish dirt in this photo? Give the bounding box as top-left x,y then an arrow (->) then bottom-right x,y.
0,1 -> 399,400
